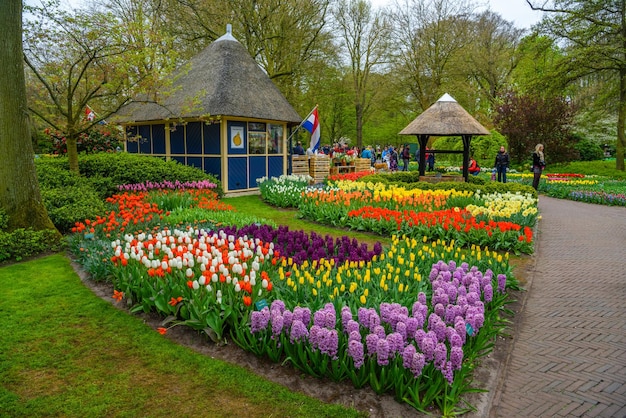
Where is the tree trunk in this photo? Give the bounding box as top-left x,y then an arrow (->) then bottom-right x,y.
66,133 -> 80,174
0,0 -> 59,233
355,103 -> 363,149
617,68 -> 626,171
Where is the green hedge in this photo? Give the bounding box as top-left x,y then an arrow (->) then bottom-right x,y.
36,153 -> 223,198
40,186 -> 107,233
35,153 -> 222,233
0,209 -> 65,263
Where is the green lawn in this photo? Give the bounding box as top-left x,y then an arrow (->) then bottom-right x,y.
0,254 -> 362,418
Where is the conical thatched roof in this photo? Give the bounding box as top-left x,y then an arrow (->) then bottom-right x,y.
399,93 -> 490,136
114,26 -> 302,124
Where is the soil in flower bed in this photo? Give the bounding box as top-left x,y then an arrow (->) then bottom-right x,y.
73,255 -> 530,418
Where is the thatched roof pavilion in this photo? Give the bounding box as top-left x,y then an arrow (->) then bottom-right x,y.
115,25 -> 301,124
399,93 -> 490,181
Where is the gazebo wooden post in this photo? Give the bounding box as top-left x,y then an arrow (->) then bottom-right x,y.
462,134 -> 472,182
418,134 -> 428,177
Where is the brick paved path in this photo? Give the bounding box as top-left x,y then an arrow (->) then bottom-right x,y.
489,196 -> 626,417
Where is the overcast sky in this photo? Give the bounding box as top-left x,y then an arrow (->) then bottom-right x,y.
372,0 -> 544,29
44,0 -> 545,30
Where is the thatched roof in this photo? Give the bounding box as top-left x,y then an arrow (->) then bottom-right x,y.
399,93 -> 490,136
114,26 -> 302,124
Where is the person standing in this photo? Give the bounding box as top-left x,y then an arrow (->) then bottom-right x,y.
293,141 -> 305,155
401,144 -> 411,171
389,146 -> 399,171
494,146 -> 510,183
532,143 -> 546,190
426,147 -> 435,171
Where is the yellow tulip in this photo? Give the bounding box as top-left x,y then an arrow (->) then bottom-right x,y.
360,294 -> 366,304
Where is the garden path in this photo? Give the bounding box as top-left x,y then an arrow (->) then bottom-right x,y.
487,196 -> 626,417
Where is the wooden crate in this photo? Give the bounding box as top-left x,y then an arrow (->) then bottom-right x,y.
355,158 -> 372,172
291,156 -> 309,176
309,155 -> 330,183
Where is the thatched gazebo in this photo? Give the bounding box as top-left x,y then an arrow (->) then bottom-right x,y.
114,25 -> 302,194
399,93 -> 490,182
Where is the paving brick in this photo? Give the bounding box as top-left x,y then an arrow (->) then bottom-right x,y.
487,197 -> 626,417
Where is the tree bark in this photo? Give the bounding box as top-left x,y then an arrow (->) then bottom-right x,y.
617,68 -> 626,171
0,0 -> 59,233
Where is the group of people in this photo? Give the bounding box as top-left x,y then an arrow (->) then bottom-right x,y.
468,144 -> 545,190
294,140 -> 546,190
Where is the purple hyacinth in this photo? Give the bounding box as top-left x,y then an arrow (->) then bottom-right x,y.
442,361 -> 454,385
418,292 -> 427,305
445,304 -> 457,324
320,329 -> 339,358
309,325 -> 322,351
313,309 -> 326,328
250,307 -> 270,334
413,311 -> 425,329
386,332 -> 404,355
414,329 -> 426,347
434,342 -> 447,370
348,339 -> 365,369
410,352 -> 426,378
376,338 -> 390,366
434,303 -> 445,318
357,307 -> 370,329
290,320 -> 309,344
365,333 -> 379,357
466,291 -> 480,305
293,306 -> 311,326
282,310 -> 293,331
270,299 -> 285,315
497,274 -> 507,293
402,344 -> 417,369
271,311 -> 284,336
395,321 -> 407,342
341,306 -> 353,332
349,330 -> 362,343
454,318 -> 467,345
447,328 -> 463,348
420,335 -> 436,362
450,346 -> 464,370
346,319 -> 360,336
483,283 -> 493,302
373,325 -> 386,339
405,317 -> 419,339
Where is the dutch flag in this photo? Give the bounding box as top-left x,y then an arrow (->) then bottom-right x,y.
302,106 -> 320,152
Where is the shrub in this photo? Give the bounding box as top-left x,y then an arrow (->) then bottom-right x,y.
78,153 -> 223,197
573,135 -> 604,161
0,209 -> 65,263
35,153 -> 223,199
44,127 -> 124,155
41,185 -> 107,233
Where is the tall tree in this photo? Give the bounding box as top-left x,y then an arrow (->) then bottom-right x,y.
0,0 -> 57,232
464,11 -> 525,110
390,0 -> 476,112
23,0 -> 173,174
527,0 -> 626,170
334,0 -> 392,148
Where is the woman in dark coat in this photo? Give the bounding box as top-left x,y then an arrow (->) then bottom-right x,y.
532,144 -> 546,190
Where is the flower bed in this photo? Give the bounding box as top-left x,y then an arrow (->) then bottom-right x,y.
69,182 -> 521,415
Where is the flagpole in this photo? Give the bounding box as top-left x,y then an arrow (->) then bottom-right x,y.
287,104 -> 318,144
